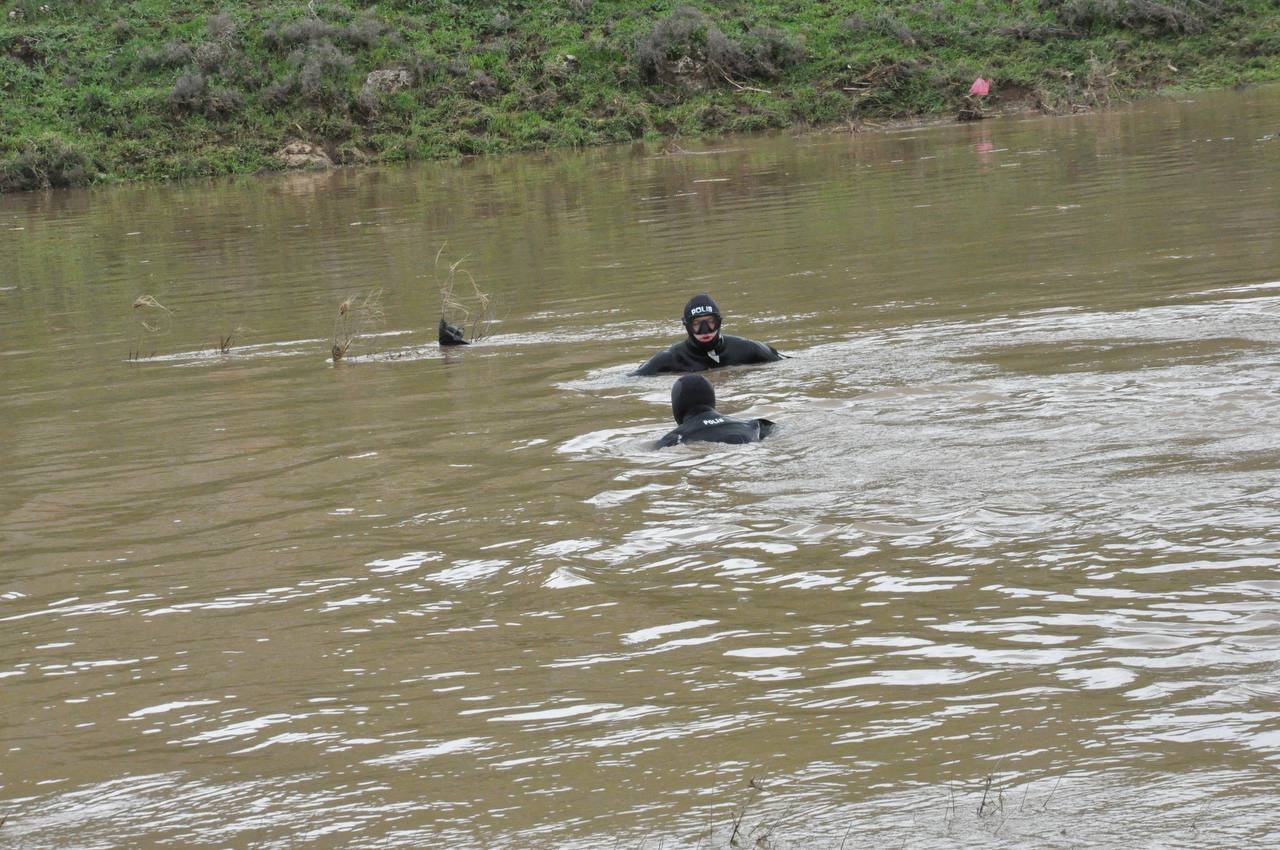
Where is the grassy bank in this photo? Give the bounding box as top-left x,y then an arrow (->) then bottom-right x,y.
3,1 -> 1278,192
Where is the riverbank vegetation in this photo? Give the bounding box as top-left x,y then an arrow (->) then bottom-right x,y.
3,1 -> 1278,192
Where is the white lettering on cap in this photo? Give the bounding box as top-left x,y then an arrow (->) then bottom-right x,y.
689,305 -> 715,316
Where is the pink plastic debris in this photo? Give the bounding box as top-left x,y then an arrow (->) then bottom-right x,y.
968,77 -> 991,97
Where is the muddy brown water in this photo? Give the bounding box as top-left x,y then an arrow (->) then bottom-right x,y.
3,86 -> 1279,849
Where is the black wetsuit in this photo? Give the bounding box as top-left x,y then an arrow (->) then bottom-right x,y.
654,373 -> 776,448
634,335 -> 783,376
632,292 -> 783,376
655,410 -> 776,448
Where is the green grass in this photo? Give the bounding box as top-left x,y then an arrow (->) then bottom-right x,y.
3,1 -> 1278,191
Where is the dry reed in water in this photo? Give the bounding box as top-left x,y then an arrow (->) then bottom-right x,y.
436,244 -> 493,344
129,294 -> 173,360
331,289 -> 385,361
216,325 -> 249,355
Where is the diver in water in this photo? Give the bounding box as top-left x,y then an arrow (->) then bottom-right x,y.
655,374 -> 776,448
633,293 -> 783,376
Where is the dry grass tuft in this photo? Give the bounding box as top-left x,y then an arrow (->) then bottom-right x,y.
436,244 -> 493,343
331,289 -> 385,361
216,324 -> 249,355
132,294 -> 172,329
129,294 -> 173,360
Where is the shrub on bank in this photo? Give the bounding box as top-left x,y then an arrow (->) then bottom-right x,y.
635,5 -> 805,84
167,69 -> 246,118
137,41 -> 194,71
1045,0 -> 1222,36
0,136 -> 99,192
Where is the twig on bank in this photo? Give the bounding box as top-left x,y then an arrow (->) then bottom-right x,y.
699,57 -> 773,94
720,71 -> 771,94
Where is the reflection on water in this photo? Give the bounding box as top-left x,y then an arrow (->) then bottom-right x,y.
3,87 -> 1280,848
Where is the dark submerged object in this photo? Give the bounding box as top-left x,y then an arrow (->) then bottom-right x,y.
655,374 -> 776,448
438,318 -> 469,346
633,293 -> 782,376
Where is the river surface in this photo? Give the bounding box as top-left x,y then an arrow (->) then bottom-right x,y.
3,86 -> 1279,849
